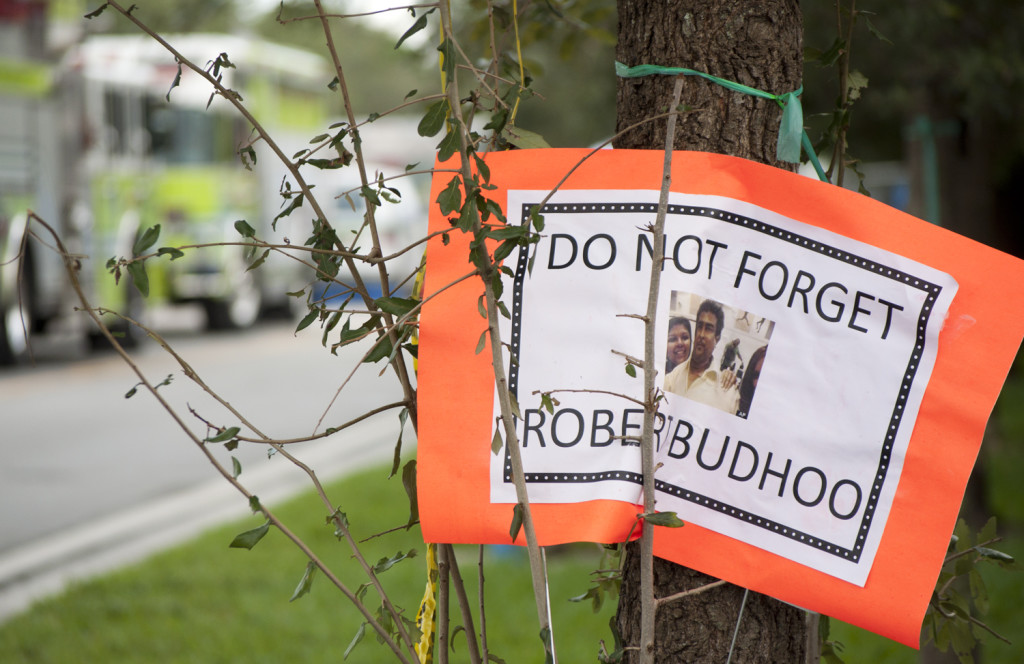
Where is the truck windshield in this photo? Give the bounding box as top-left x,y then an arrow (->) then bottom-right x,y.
144,97 -> 238,165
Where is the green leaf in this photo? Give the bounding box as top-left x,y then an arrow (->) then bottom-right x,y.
360,184 -> 381,208
363,335 -> 393,363
846,70 -> 869,101
343,623 -> 366,659
124,385 -> 138,399
229,520 -> 269,549
234,219 -> 256,238
492,239 -> 518,263
969,568 -> 989,615
569,586 -> 601,608
450,625 -> 466,651
487,224 -> 528,240
643,511 -> 685,528
418,99 -> 448,138
296,309 -> 319,333
490,270 -> 503,300
321,311 -> 342,347
248,495 -> 262,513
501,125 -> 551,149
509,393 -> 522,420
491,426 -> 503,455
437,128 -> 461,162
289,561 -> 317,602
810,38 -> 846,68
395,12 -> 428,49
205,426 -> 240,443
374,296 -> 419,319
864,17 -> 893,45
85,4 -> 109,19
306,156 -> 350,170
935,616 -> 951,652
436,175 -> 462,215
540,626 -> 554,664
231,456 -> 242,479
157,247 -> 185,260
458,196 -> 479,233
329,508 -> 350,539
475,329 -> 487,355
402,459 -> 418,529
126,261 -> 149,297
437,37 -> 455,83
530,209 -> 545,232
166,62 -> 181,101
247,248 -> 270,272
372,549 -> 417,575
473,152 -> 491,184
978,516 -> 998,544
482,197 -> 505,222
390,407 -> 408,478
274,192 -> 305,223
239,145 -> 257,170
133,224 -> 161,256
352,580 -> 369,604
337,318 -> 374,345
625,363 -> 636,378
510,502 -> 524,543
483,108 -> 509,134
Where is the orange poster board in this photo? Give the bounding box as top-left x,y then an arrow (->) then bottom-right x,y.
417,149 -> 1024,647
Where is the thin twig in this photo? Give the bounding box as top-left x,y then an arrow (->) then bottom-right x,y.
438,544 -> 451,664
531,388 -> 645,407
637,74 -> 686,664
654,579 -> 729,607
445,544 -> 483,664
276,2 -> 439,24
478,545 -> 490,662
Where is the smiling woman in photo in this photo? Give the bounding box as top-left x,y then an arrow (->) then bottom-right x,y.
665,316 -> 692,374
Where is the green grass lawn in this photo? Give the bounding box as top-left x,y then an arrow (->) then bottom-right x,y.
0,462 -> 616,663
1,459 -> 1021,663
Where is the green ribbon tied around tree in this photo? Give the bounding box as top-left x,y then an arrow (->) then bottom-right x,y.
615,61 -> 828,182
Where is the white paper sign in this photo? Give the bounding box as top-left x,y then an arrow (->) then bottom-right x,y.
490,189 -> 958,585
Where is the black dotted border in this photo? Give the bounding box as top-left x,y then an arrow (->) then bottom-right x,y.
502,202 -> 943,562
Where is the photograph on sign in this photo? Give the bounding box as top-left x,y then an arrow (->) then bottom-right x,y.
661,292 -> 776,420
490,188 -> 957,585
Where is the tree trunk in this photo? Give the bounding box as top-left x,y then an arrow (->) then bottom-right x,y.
613,1 -> 808,661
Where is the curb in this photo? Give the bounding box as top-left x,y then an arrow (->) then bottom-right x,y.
0,422 -> 396,624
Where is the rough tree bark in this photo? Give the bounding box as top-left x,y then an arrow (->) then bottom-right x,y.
613,1 -> 809,662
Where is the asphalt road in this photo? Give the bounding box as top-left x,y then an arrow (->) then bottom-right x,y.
0,309 -> 409,621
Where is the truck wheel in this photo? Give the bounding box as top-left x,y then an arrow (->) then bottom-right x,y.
0,292 -> 30,365
203,270 -> 262,330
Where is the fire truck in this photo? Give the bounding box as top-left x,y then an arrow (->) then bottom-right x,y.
1,1 -> 329,363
